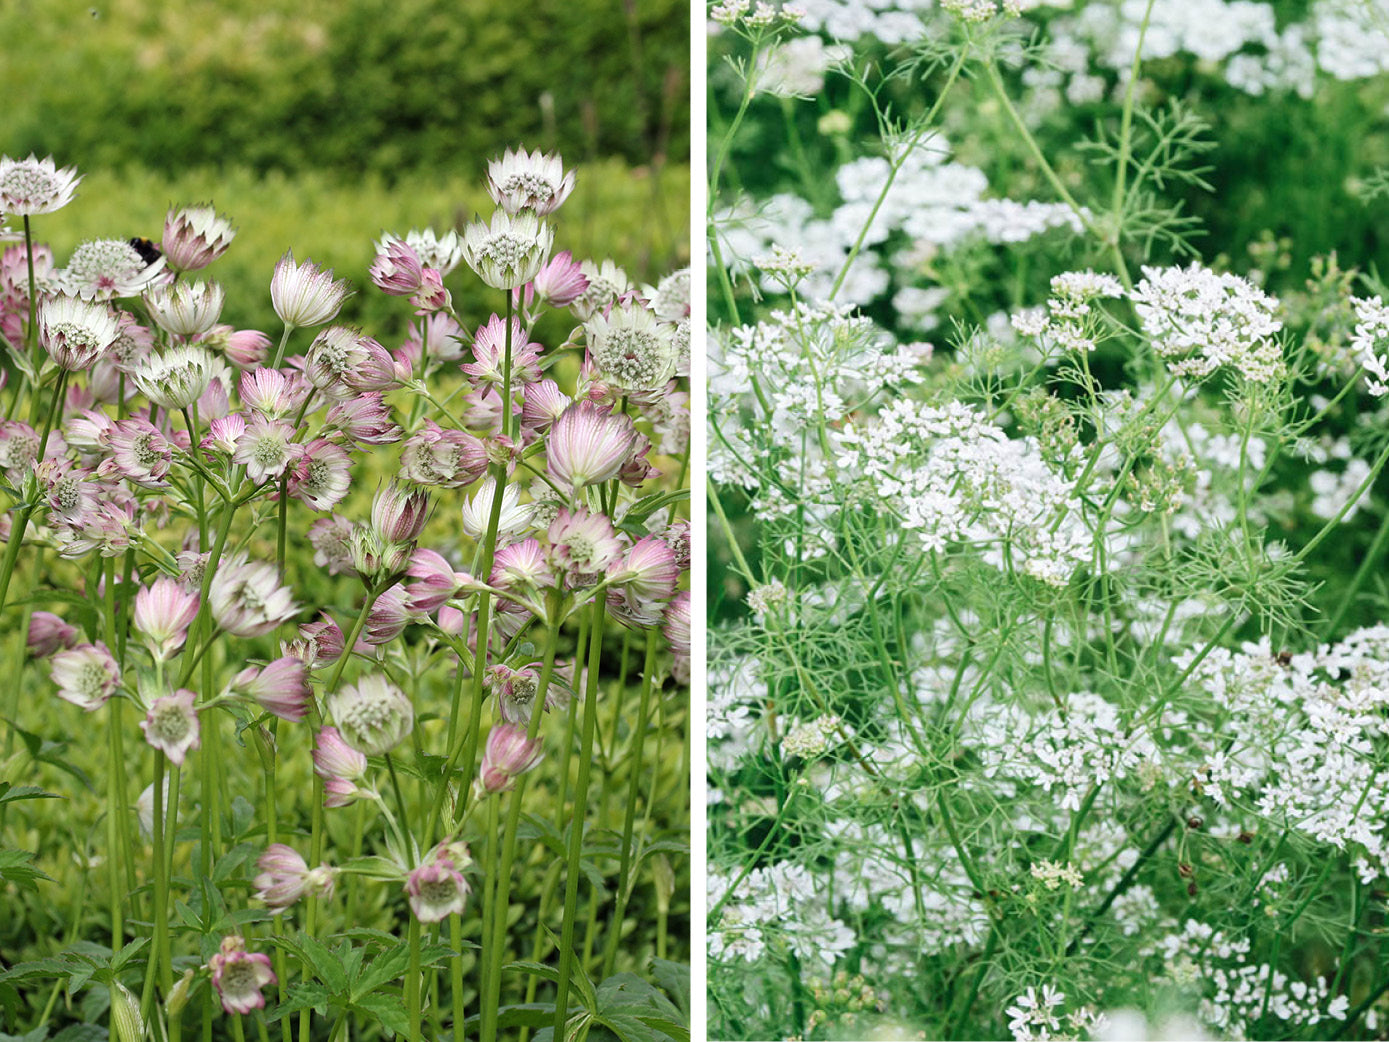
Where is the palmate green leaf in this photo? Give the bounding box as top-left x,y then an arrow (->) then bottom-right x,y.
266,981 -> 336,1021
648,959 -> 688,1018
352,990 -> 410,1037
270,933 -> 349,995
0,849 -> 52,891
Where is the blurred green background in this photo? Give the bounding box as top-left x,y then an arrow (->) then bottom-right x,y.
2,0 -> 691,334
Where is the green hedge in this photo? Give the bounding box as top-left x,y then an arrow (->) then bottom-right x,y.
1,0 -> 689,178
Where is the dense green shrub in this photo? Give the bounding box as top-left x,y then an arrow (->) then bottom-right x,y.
0,0 -> 689,178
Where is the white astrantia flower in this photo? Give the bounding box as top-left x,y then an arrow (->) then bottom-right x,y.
460,475 -> 534,542
144,280 -> 225,337
327,673 -> 414,756
0,154 -> 81,215
460,209 -> 553,290
133,345 -> 216,410
585,302 -> 680,392
38,294 -> 122,371
270,250 -> 352,328
572,259 -> 631,321
485,148 -> 575,216
59,238 -> 167,300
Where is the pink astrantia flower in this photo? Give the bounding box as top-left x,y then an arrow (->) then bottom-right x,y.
405,548 -> 482,614
203,413 -> 246,456
491,538 -> 554,591
208,556 -> 298,637
525,250 -> 588,309
133,576 -> 200,660
308,515 -> 357,575
313,726 -> 369,808
486,662 -> 567,724
253,844 -> 337,913
305,326 -> 398,395
462,314 -> 543,385
239,367 -> 300,418
403,311 -> 466,365
548,508 -> 624,585
398,421 -> 489,488
144,280 -> 225,337
287,439 -> 352,511
520,379 -> 571,436
362,583 -> 421,646
486,147 -> 575,216
325,392 -> 402,445
51,642 -> 120,710
233,657 -> 311,722
139,688 -> 201,764
368,237 -> 424,296
478,722 -> 545,794
460,210 -> 553,291
232,415 -> 302,484
162,203 -> 236,273
547,400 -> 639,490
665,592 -> 690,685
98,417 -> 172,488
28,611 -> 79,658
208,936 -> 276,1015
60,238 -> 167,300
404,861 -> 470,923
411,268 -> 451,314
224,328 -> 272,368
270,251 -> 351,329
606,535 -> 680,628
370,483 -> 431,543
282,612 -> 345,668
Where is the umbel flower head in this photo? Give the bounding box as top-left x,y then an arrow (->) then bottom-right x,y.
209,555 -> 298,638
60,238 -> 167,299
327,673 -> 414,756
50,641 -> 120,710
460,209 -> 554,290
270,250 -> 352,328
208,936 -> 276,1015
312,725 -> 369,807
405,844 -> 471,922
0,154 -> 81,215
162,203 -> 236,273
39,294 -> 122,371
486,148 -> 576,215
584,302 -> 680,391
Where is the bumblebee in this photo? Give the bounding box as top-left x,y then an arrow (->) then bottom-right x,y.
128,237 -> 161,265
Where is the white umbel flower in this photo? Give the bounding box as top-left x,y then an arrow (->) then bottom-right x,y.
144,280 -> 225,337
60,238 -> 167,300
585,303 -> 680,391
0,154 -> 81,215
38,294 -> 122,371
486,148 -> 576,215
133,345 -> 216,410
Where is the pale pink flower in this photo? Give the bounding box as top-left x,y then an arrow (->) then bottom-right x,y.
139,688 -> 201,764
363,583 -> 421,645
224,328 -> 271,368
287,439 -> 352,511
370,483 -> 430,543
607,535 -> 680,628
308,515 -> 357,575
28,611 -> 79,658
547,401 -> 639,490
60,238 -> 167,300
406,549 -> 481,613
491,538 -> 554,591
313,726 -> 369,807
232,415 -> 302,484
325,392 -> 401,445
233,657 -> 311,722
144,280 -> 225,337
208,937 -> 276,1015
239,368 -> 301,418
548,508 -> 623,584
462,313 -> 542,385
208,556 -> 298,637
411,268 -> 451,314
665,592 -> 690,684
486,662 -> 567,724
162,203 -> 236,273
270,251 -> 351,329
520,379 -> 571,435
526,250 -> 588,309
398,421 -> 488,488
404,861 -> 469,923
39,294 -> 121,371
51,642 -> 120,710
478,723 -> 545,794
368,237 -> 424,296
305,326 -> 398,394
403,311 -> 466,364
98,417 -> 172,488
460,210 -> 553,291
282,612 -> 345,668
203,413 -> 247,456
253,844 -> 336,913
133,577 -> 200,660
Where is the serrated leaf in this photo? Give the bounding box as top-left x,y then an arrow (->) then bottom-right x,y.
353,990 -> 409,1037
648,960 -> 687,1017
0,784 -> 61,805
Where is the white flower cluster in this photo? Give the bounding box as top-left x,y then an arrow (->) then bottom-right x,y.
1180,630 -> 1389,880
1012,269 -> 1125,352
1350,295 -> 1389,396
708,861 -> 858,965
716,146 -> 1084,317
1005,984 -> 1105,1042
780,713 -> 843,759
1130,263 -> 1284,382
836,400 -> 1087,584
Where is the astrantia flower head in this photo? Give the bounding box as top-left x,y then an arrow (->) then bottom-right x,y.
287,438 -> 352,511
585,303 -> 680,391
144,279 -> 225,337
370,482 -> 430,543
306,325 -> 399,394
460,209 -> 554,290
463,313 -> 543,385
28,611 -> 79,658
547,400 -> 640,489
327,674 -> 414,756
460,476 -> 535,541
139,688 -> 201,764
162,203 -> 236,273
405,861 -> 470,922
97,417 -> 172,488
61,238 -> 167,300
0,154 -> 81,215
51,641 -> 120,710
232,415 -> 301,484
313,725 -> 369,807
232,657 -> 311,722
208,936 -> 276,1015
368,236 -> 424,297
133,345 -> 216,410
253,844 -> 337,913
133,577 -> 200,660
527,250 -> 589,308
379,228 -> 465,276
399,421 -> 489,488
208,555 -> 298,638
38,294 -> 122,371
548,507 -> 623,583
283,613 -> 345,668
648,267 -> 691,321
478,722 -> 545,794
270,251 -> 352,328
486,147 -> 576,216
572,259 -> 631,321
606,534 -> 680,627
